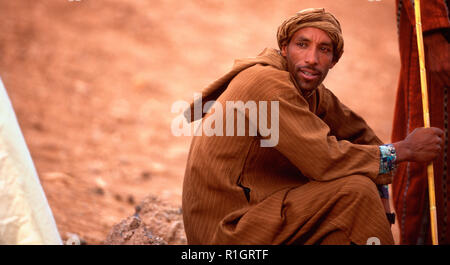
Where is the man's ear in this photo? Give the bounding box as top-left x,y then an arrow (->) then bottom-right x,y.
280,45 -> 287,57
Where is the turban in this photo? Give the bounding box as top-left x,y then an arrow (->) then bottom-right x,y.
277,8 -> 344,63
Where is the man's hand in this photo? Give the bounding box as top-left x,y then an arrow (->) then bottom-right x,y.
393,127 -> 444,163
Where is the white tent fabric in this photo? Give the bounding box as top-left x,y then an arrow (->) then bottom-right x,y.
0,78 -> 62,244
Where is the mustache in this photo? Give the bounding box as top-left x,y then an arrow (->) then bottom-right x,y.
295,65 -> 322,75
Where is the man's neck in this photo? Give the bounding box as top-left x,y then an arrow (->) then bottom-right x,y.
289,73 -> 318,99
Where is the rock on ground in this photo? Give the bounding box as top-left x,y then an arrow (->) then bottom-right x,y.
105,195 -> 186,245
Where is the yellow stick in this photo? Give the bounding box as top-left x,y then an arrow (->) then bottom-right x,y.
414,0 -> 439,245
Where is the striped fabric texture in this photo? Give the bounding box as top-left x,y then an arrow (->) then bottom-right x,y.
392,0 -> 450,244
182,48 -> 394,245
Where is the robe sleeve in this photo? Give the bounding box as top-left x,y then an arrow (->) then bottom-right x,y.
233,67 -> 393,185
317,87 -> 384,146
316,87 -> 392,198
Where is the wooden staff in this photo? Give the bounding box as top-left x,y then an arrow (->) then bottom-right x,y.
414,0 -> 439,245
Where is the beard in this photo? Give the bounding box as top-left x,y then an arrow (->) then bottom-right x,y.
291,64 -> 328,93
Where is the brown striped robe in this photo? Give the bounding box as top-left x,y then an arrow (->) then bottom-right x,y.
182,48 -> 394,245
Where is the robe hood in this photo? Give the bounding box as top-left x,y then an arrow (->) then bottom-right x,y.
184,48 -> 288,122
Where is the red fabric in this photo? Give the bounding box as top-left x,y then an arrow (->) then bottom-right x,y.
392,0 -> 450,244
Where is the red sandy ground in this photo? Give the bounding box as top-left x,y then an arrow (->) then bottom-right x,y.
0,0 -> 400,244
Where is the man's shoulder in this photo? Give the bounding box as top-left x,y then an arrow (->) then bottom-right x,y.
236,63 -> 289,83
318,84 -> 340,102
225,64 -> 293,99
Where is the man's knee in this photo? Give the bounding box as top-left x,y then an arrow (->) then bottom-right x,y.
339,175 -> 380,202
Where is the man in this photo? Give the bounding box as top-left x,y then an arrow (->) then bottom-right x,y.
392,0 -> 450,244
182,8 -> 443,244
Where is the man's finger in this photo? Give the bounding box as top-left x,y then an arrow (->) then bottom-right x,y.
431,127 -> 444,136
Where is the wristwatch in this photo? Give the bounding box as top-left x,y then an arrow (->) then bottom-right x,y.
386,213 -> 396,225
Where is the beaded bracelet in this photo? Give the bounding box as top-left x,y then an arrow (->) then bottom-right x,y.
379,144 -> 397,174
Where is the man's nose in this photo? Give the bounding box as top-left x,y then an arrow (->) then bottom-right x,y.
304,47 -> 319,65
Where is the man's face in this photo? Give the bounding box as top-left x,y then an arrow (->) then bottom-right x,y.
281,27 -> 336,92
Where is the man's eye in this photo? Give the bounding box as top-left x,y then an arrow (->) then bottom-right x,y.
320,47 -> 331,53
297,42 -> 306,47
